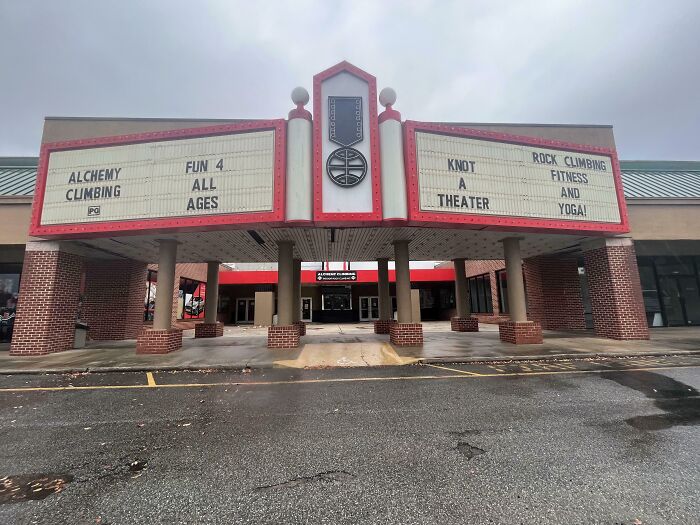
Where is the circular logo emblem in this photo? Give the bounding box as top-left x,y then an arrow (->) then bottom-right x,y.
326,147 -> 367,188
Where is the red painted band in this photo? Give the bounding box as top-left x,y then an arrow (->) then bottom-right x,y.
378,108 -> 401,123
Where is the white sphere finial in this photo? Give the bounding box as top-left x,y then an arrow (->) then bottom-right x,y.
379,87 -> 397,108
291,86 -> 309,107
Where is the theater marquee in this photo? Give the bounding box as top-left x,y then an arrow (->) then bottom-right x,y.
30,121 -> 286,237
404,121 -> 628,234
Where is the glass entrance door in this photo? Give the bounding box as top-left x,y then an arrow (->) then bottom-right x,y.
301,297 -> 312,322
236,298 -> 255,324
359,296 -> 379,321
659,276 -> 700,326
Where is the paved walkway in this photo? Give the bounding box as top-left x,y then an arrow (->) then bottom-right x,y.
1,322 -> 699,373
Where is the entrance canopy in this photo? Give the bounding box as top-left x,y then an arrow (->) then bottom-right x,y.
68,226 -> 592,263
27,61 -> 629,264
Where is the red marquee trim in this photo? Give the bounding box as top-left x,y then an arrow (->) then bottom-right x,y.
29,120 -> 287,239
403,121 -> 630,235
312,61 -> 383,226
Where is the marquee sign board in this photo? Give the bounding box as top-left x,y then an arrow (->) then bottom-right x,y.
313,61 -> 382,224
404,121 -> 629,234
30,121 -> 286,237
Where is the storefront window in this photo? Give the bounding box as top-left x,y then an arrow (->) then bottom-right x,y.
468,273 -> 493,314
144,270 -> 157,321
179,278 -> 206,320
0,265 -> 21,343
637,259 -> 663,327
496,270 -> 508,314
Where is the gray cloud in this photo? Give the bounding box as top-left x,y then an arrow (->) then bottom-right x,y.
1,0 -> 698,159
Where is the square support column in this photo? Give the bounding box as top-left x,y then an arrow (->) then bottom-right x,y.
583,238 -> 649,340
499,237 -> 542,344
10,243 -> 84,356
451,257 -> 478,332
195,260 -> 223,338
391,240 -> 423,346
137,240 -> 182,354
268,241 -> 300,348
374,257 -> 395,334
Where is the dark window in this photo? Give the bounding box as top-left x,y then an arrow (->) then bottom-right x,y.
144,270 -> 157,321
179,278 -> 206,319
467,273 -> 493,314
0,263 -> 22,343
496,270 -> 508,314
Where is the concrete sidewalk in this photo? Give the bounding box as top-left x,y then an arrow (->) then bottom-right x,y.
1,322 -> 699,374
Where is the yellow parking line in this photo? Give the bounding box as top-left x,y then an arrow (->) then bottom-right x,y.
146,372 -> 156,387
0,364 -> 696,394
425,363 -> 482,376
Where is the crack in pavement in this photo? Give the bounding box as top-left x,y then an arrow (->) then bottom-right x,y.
254,470 -> 355,492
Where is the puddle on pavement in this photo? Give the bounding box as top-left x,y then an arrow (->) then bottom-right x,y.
602,371 -> 699,431
0,473 -> 73,504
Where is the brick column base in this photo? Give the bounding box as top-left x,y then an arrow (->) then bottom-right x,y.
374,319 -> 396,334
498,321 -> 543,344
451,317 -> 479,332
268,325 -> 300,348
194,322 -> 224,338
136,328 -> 183,354
389,323 -> 423,346
293,321 -> 306,336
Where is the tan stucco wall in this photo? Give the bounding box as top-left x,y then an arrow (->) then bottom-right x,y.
254,291 -> 274,327
42,119 -> 614,149
627,203 -> 700,240
411,289 -> 421,323
444,123 -> 616,149
0,203 -> 32,244
41,118 -> 251,144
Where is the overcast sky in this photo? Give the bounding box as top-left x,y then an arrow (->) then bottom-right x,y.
1,0 -> 698,159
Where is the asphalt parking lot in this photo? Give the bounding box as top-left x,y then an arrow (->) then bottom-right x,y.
1,355 -> 698,524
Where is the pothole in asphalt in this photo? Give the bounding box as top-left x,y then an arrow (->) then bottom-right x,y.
128,460 -> 148,476
254,470 -> 354,492
0,474 -> 74,504
455,442 -> 486,460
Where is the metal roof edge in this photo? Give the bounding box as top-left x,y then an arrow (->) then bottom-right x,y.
626,197 -> 700,205
0,157 -> 39,167
620,160 -> 700,171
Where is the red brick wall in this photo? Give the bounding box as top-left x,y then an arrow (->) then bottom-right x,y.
389,323 -> 424,346
523,254 -> 586,330
10,250 -> 84,356
136,328 -> 182,354
83,259 -> 147,340
267,325 -> 300,348
583,243 -> 649,340
499,321 -> 543,344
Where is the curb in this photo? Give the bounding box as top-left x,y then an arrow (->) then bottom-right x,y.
1,350 -> 698,375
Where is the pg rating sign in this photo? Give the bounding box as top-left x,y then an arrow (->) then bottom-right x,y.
405,122 -> 628,233
31,122 -> 285,236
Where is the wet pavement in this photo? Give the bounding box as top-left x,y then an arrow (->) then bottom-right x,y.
1,322 -> 699,374
0,356 -> 698,523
